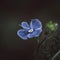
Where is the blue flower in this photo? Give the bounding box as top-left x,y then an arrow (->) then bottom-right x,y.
17,19 -> 42,40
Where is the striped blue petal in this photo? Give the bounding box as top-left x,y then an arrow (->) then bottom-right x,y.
30,19 -> 42,30
27,29 -> 42,38
17,29 -> 28,40
21,22 -> 30,30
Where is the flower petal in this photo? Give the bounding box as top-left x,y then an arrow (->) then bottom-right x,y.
17,29 -> 28,40
27,29 -> 42,38
30,19 -> 42,29
21,21 -> 30,30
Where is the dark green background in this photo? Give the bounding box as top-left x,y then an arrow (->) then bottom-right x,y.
0,0 -> 60,60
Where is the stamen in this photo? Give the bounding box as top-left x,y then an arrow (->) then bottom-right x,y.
28,29 -> 33,32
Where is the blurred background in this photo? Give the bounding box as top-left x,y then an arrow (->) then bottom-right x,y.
0,0 -> 60,60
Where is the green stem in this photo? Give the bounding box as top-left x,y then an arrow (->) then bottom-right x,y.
51,50 -> 60,60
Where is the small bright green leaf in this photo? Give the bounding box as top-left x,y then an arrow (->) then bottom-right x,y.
46,21 -> 58,32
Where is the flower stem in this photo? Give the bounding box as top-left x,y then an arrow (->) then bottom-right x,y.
51,50 -> 60,60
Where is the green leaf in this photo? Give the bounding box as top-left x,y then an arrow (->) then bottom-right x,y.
46,21 -> 58,32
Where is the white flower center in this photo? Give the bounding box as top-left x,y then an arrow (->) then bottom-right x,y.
28,29 -> 33,32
